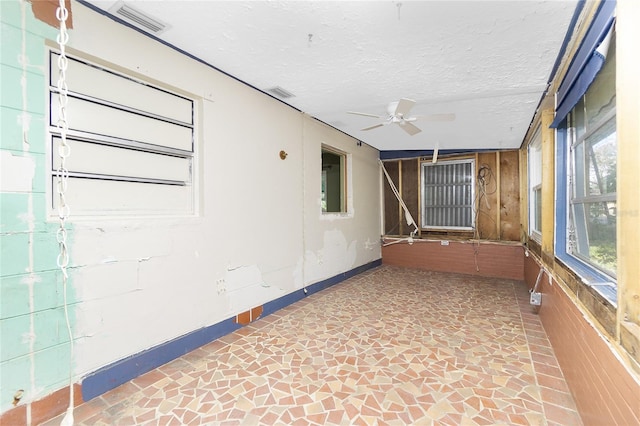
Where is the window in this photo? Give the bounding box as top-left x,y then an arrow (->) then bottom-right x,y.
560,34 -> 616,283
321,147 -> 346,213
48,51 -> 195,216
552,0 -> 616,302
528,126 -> 542,241
421,159 -> 475,230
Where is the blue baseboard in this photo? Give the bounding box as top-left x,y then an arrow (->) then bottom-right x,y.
263,258 -> 382,315
81,258 -> 381,401
82,317 -> 241,401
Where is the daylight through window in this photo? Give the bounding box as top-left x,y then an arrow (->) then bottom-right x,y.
566,35 -> 617,278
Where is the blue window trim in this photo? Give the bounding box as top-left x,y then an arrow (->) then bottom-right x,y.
554,121 -> 569,257
555,124 -> 617,305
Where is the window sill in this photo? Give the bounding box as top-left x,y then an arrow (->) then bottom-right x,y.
555,252 -> 617,307
320,211 -> 353,220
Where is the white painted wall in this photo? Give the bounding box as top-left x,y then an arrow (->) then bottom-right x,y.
302,118 -> 381,284
64,4 -> 381,377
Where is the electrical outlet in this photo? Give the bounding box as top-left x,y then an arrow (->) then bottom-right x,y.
530,292 -> 542,306
441,240 -> 449,246
216,278 -> 226,295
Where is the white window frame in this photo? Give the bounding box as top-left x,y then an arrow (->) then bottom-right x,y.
48,50 -> 196,217
567,105 -> 617,279
528,126 -> 543,242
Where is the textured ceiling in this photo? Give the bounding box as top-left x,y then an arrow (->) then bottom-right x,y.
83,0 -> 579,152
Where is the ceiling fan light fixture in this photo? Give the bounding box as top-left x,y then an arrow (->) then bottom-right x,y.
347,97 -> 454,136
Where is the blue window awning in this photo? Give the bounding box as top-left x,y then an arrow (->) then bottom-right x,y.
550,0 -> 616,128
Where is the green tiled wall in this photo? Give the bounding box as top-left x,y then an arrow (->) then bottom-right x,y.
1,0 -> 76,415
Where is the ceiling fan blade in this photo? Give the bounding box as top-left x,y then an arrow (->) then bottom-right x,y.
400,122 -> 422,136
414,113 -> 456,122
347,111 -> 385,119
361,123 -> 385,131
394,98 -> 416,117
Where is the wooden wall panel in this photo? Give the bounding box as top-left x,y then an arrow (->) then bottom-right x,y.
499,151 -> 521,241
31,0 -> 73,29
400,159 -> 419,235
382,241 -> 524,280
540,109 -> 556,258
519,148 -> 529,241
476,153 -> 499,239
382,151 -> 521,242
383,161 -> 400,235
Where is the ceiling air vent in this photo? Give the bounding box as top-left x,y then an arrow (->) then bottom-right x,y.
266,86 -> 295,99
109,1 -> 170,35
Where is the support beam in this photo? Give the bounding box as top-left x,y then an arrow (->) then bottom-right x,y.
540,109 -> 555,260
496,151 -> 501,239
398,161 -> 404,235
519,148 -> 528,243
617,0 -> 640,364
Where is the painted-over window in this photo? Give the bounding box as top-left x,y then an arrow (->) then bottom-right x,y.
48,51 -> 195,216
421,159 -> 475,230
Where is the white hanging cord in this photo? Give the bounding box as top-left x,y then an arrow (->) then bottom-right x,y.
55,1 -> 75,425
379,160 -> 418,245
472,163 -> 497,241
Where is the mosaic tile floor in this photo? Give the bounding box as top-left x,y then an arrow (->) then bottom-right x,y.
44,266 -> 582,425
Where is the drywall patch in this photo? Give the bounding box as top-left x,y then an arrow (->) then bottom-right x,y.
225,264 -> 266,292
70,225 -> 173,266
225,264 -> 282,315
304,229 -> 358,284
0,151 -> 35,192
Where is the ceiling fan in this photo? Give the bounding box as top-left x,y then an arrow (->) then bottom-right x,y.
347,98 -> 454,136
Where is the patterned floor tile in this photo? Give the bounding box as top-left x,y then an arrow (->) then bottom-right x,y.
44,266 -> 583,425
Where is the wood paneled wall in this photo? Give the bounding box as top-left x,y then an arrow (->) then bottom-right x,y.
382,150 -> 521,242
400,159 -> 419,235
383,161 -> 400,235
499,151 -> 521,241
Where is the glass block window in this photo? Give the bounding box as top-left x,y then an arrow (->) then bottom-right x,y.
421,159 -> 475,230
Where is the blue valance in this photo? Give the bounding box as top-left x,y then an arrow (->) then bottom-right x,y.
550,0 -> 616,128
